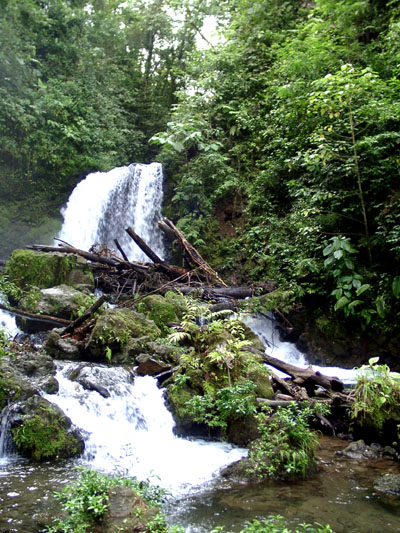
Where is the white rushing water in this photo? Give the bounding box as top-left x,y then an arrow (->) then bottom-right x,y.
58,163 -> 165,262
244,314 -> 357,384
0,294 -> 18,338
45,363 -> 246,495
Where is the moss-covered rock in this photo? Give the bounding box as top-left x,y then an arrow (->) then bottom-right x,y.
92,486 -> 159,533
136,294 -> 179,334
86,308 -> 161,360
10,395 -> 84,461
19,284 -> 96,320
3,249 -> 94,292
0,350 -> 57,409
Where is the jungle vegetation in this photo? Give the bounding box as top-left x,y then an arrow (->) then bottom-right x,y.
1,0 -> 400,340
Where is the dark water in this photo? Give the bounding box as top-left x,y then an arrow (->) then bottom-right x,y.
1,437 -> 400,532
165,437 -> 400,533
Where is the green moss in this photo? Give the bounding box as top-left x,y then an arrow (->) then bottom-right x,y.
136,294 -> 178,334
88,308 -> 161,358
3,249 -> 93,291
12,404 -> 83,461
19,288 -> 42,312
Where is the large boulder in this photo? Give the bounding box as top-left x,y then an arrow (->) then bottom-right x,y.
86,308 -> 161,360
3,249 -> 94,292
9,395 -> 84,461
19,284 -> 95,320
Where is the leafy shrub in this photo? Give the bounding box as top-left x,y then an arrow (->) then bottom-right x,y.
247,403 -> 327,480
350,357 -> 400,432
185,381 -> 258,431
47,468 -> 171,533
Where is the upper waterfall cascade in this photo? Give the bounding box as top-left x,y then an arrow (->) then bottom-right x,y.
58,163 -> 165,262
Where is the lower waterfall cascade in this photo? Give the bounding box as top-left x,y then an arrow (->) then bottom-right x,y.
44,363 -> 247,495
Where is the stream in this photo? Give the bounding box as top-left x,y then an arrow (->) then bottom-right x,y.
1,162 -> 400,531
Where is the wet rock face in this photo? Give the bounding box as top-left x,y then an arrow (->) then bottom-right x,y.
45,329 -> 82,360
0,351 -> 57,409
135,354 -> 171,376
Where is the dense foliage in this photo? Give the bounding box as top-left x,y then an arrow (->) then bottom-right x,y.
2,0 -> 400,339
0,0 -> 213,256
153,0 -> 400,342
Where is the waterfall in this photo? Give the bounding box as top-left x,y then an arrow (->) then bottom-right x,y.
243,314 -> 357,384
58,163 -> 165,262
44,363 -> 246,495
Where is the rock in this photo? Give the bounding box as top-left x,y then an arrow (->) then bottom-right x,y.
45,329 -> 82,360
3,249 -> 94,293
136,354 -> 171,376
336,440 -> 382,460
93,486 -> 158,533
374,474 -> 400,495
86,308 -> 161,360
220,457 -> 254,484
9,395 -> 84,461
0,351 -> 56,409
19,284 -> 95,321
76,377 -> 110,398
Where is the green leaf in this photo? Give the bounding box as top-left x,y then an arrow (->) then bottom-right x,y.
368,356 -> 380,366
393,276 -> 400,298
376,296 -> 385,318
334,296 -> 350,311
356,284 -> 371,296
348,300 -> 362,309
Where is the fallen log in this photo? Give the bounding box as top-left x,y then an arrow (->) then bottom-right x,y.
243,346 -> 344,393
158,218 -> 227,287
165,285 -> 257,300
0,302 -> 71,327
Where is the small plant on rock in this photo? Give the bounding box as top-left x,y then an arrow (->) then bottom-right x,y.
350,357 -> 400,433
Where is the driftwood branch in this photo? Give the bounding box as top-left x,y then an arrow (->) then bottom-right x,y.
114,239 -> 129,262
61,294 -> 107,335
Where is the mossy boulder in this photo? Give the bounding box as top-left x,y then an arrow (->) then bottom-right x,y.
3,249 -> 94,292
0,350 -> 57,410
86,308 -> 161,360
136,294 -> 180,334
19,284 -> 96,320
9,395 -> 84,461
